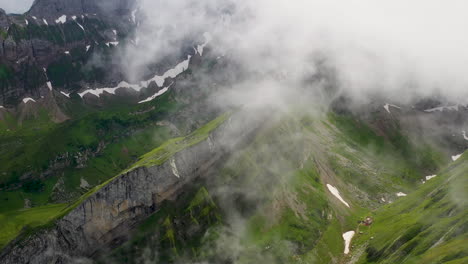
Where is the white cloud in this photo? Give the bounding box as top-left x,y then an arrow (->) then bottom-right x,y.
127,0 -> 468,105
0,0 -> 34,14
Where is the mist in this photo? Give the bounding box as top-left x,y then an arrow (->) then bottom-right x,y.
127,0 -> 468,106
0,0 -> 34,14
118,1 -> 468,262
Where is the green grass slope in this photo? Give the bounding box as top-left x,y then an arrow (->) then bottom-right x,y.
350,152 -> 467,264
0,204 -> 67,249
0,112 -> 228,251
103,110 -> 447,263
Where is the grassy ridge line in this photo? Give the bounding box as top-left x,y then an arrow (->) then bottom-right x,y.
0,113 -> 229,251
59,112 -> 229,218
128,112 -> 230,170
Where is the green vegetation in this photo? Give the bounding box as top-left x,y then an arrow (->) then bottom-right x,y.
107,185 -> 221,263
1,104 -> 459,263
107,111 -> 438,263
0,204 -> 67,249
350,152 -> 467,264
0,111 -> 228,251
0,91 -> 186,222
129,112 -> 230,169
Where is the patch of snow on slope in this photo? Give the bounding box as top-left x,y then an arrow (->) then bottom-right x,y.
425,175 -> 437,181
196,32 -> 213,56
170,158 -> 181,178
64,51 -> 70,55
32,16 -> 37,20
76,22 -> 85,31
86,45 -> 91,52
46,81 -> 52,91
396,192 -> 407,197
55,15 -> 67,24
79,54 -> 192,98
72,16 -> 77,20
43,19 -> 48,25
79,81 -> 141,98
0,106 -> 4,109
105,41 -> 119,47
462,131 -> 468,141
424,105 -> 459,113
452,154 -> 463,161
142,55 -> 191,87
326,184 -> 350,207
22,98 -> 36,104
138,84 -> 173,104
60,91 -> 70,98
25,19 -> 28,25
383,103 -> 401,113
343,231 -> 355,254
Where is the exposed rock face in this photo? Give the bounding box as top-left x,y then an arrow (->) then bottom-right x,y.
29,0 -> 137,20
0,0 -> 137,107
0,112 -> 262,263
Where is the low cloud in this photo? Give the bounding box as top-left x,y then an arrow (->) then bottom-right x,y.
126,0 -> 468,106
0,0 -> 34,14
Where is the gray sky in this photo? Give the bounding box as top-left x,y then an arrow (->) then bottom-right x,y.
0,0 -> 34,14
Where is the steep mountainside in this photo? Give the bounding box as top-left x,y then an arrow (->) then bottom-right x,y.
0,1 -> 466,263
2,103 -> 465,263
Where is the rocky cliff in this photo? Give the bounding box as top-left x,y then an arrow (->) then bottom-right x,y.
0,111 -> 261,263
0,0 -> 137,107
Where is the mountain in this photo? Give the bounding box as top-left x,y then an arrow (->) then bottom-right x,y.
0,0 -> 467,263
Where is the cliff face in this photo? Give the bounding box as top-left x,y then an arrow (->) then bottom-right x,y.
28,0 -> 136,19
0,112 -> 260,263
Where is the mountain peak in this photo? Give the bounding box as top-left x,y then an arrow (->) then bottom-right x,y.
28,0 -> 136,19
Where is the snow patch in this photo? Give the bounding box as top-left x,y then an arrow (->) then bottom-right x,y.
383,103 -> 401,113
452,154 -> 463,161
142,55 -> 191,87
76,22 -> 85,31
55,15 -> 67,24
32,16 -> 37,20
25,19 -> 28,25
342,231 -> 355,254
60,91 -> 70,98
425,175 -> 437,181
64,51 -> 70,55
326,184 -> 350,207
0,106 -> 4,109
79,55 -> 191,98
112,29 -> 117,35
462,131 -> 468,141
22,98 -> 36,104
396,192 -> 407,197
105,41 -> 119,47
196,32 -> 213,56
46,81 -> 53,91
79,81 -> 141,98
86,45 -> 91,52
424,105 -> 459,113
170,158 -> 181,178
138,85 -> 171,104
43,19 -> 48,25
72,16 -> 77,20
